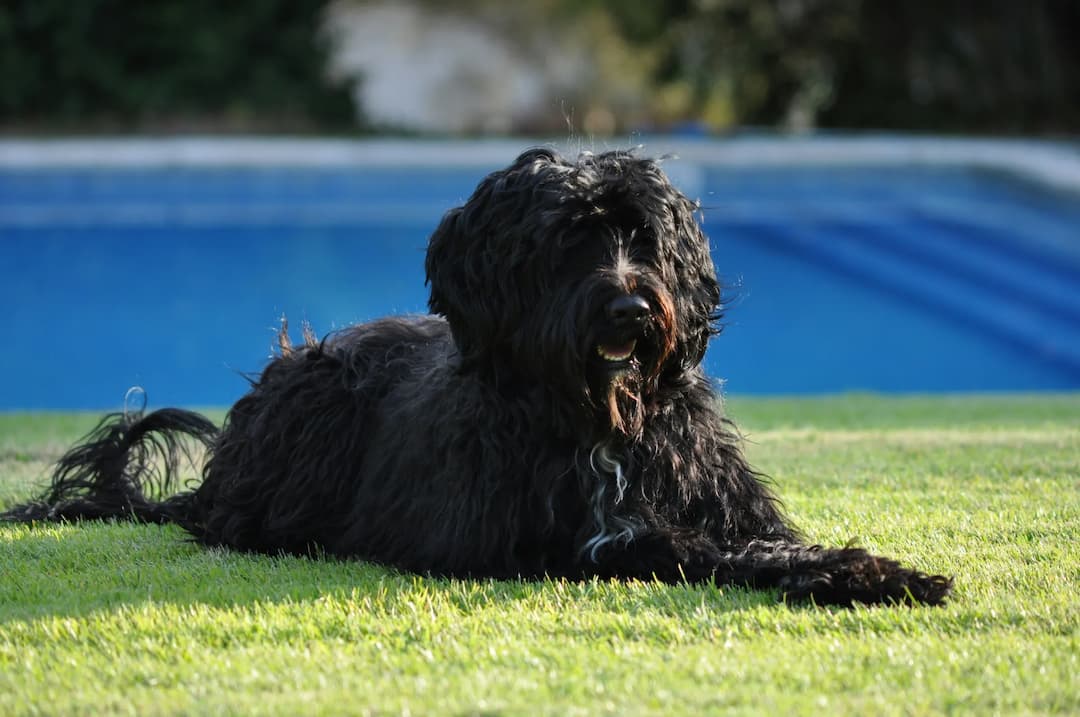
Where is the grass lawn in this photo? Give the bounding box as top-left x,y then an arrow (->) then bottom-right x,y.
1,394 -> 1077,715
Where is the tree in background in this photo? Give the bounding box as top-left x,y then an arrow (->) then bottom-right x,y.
821,0 -> 1078,133
599,0 -> 1079,133
0,0 -> 355,131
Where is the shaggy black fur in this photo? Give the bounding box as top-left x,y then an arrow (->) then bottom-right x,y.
2,148 -> 952,607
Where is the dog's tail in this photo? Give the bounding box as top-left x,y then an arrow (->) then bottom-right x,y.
1,406 -> 218,526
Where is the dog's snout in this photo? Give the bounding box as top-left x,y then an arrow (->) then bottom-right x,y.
606,295 -> 650,325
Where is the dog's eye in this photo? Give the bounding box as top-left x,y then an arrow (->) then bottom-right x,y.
628,245 -> 654,265
559,239 -> 609,271
625,241 -> 661,271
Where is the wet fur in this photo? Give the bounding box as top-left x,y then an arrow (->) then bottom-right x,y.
2,148 -> 951,606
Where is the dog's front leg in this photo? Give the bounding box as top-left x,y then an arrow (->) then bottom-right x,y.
709,540 -> 953,607
589,533 -> 951,606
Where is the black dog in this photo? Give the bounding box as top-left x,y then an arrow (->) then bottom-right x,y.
3,148 -> 951,606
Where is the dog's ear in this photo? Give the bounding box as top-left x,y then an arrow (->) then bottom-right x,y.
619,156 -> 721,372
668,193 -> 722,370
425,204 -> 492,362
426,148 -> 563,364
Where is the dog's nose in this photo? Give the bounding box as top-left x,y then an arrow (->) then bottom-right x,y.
606,295 -> 650,325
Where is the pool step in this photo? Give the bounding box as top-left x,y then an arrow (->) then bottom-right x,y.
722,212 -> 1080,380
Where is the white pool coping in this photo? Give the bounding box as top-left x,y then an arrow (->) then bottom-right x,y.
1,135 -> 1079,195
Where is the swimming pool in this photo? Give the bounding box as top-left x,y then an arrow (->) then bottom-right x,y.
2,138 -> 1079,409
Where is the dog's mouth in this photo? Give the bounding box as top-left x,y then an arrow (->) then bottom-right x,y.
596,339 -> 637,364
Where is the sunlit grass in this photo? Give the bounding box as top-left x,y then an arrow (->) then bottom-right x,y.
1,394 -> 1077,715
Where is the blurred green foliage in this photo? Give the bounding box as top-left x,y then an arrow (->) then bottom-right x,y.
0,0 -> 355,131
593,0 -> 1079,133
1,0 -> 1076,133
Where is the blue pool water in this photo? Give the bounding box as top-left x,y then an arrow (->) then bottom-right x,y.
2,148 -> 1079,409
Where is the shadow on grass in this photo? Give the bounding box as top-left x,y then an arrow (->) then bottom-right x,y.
0,521 -> 780,625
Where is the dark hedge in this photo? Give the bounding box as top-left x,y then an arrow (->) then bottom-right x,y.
0,0 -> 356,131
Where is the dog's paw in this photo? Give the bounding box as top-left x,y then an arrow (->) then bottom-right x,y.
883,568 -> 954,606
780,549 -> 953,607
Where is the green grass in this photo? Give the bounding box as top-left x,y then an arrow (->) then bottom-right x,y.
1,394 -> 1077,716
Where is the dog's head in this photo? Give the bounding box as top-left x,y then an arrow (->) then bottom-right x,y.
426,148 -> 720,438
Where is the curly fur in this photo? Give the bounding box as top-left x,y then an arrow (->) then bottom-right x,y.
2,148 -> 952,607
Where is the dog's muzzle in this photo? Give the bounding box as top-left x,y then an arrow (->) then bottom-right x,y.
606,295 -> 650,325
595,294 -> 650,364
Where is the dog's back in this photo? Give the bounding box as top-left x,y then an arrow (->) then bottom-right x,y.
189,315 -> 455,556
